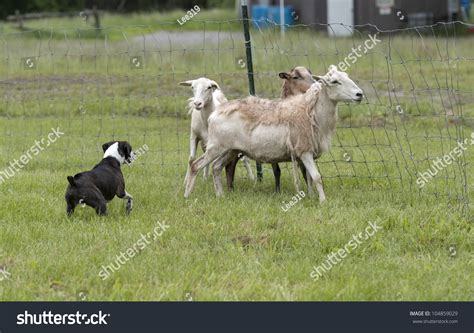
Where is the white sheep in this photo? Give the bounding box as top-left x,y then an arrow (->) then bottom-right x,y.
179,77 -> 255,183
184,65 -> 363,202
225,66 -> 315,193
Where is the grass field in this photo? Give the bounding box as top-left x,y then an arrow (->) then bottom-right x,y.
0,12 -> 473,301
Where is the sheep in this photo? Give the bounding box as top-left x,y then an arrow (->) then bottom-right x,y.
179,77 -> 255,183
279,66 -> 315,99
184,65 -> 364,202
224,66 -> 315,193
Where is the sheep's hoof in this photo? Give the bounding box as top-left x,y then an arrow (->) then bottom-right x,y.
319,196 -> 326,204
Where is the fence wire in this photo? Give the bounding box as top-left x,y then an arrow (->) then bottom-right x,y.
0,19 -> 472,214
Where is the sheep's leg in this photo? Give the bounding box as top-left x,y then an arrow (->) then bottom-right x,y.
184,133 -> 199,186
242,156 -> 256,181
225,156 -> 239,191
298,160 -> 312,195
184,145 -> 226,198
297,159 -> 318,195
298,160 -> 308,184
290,154 -> 301,194
300,152 -> 325,203
271,163 -> 281,193
213,151 -> 238,197
200,141 -> 210,180
305,168 -> 313,196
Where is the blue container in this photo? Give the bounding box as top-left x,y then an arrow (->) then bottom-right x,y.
252,5 -> 295,29
461,0 -> 471,19
268,5 -> 294,25
252,5 -> 270,29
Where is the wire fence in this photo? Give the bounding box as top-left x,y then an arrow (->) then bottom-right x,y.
0,19 -> 472,214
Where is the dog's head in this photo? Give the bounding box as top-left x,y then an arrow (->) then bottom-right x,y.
102,141 -> 133,165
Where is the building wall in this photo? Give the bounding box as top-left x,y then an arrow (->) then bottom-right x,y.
354,0 -> 454,30
284,0 -> 326,27
248,0 -> 455,30
248,0 -> 327,29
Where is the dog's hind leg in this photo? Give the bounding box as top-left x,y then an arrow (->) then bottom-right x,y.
84,188 -> 108,216
66,203 -> 75,216
65,194 -> 76,216
95,202 -> 108,216
85,197 -> 107,216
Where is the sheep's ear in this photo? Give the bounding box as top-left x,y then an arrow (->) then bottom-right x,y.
313,75 -> 328,84
210,80 -> 220,90
179,80 -> 193,86
328,64 -> 337,72
278,72 -> 291,80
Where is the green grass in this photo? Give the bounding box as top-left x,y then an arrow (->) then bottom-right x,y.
0,19 -> 473,301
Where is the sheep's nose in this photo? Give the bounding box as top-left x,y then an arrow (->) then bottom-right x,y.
356,92 -> 363,98
194,101 -> 203,109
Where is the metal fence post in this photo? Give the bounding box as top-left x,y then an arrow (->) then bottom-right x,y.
241,0 -> 263,181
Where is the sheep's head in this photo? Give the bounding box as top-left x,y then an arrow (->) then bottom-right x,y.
314,65 -> 363,103
179,78 -> 220,110
278,66 -> 315,96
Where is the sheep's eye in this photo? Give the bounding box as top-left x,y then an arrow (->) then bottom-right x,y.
292,76 -> 299,80
331,80 -> 341,85
207,86 -> 212,90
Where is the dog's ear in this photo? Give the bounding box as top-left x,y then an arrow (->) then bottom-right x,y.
102,141 -> 116,153
118,141 -> 132,160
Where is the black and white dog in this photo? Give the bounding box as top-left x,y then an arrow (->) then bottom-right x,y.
65,141 -> 134,216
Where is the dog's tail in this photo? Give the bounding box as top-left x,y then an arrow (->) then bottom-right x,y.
67,176 -> 76,186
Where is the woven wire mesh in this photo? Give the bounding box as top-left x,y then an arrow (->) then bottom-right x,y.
0,19 -> 471,214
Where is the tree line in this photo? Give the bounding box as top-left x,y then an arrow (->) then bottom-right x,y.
0,0 -> 234,20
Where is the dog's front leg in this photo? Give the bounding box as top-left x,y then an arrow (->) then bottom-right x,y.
117,183 -> 133,214
124,191 -> 133,214
117,191 -> 133,214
